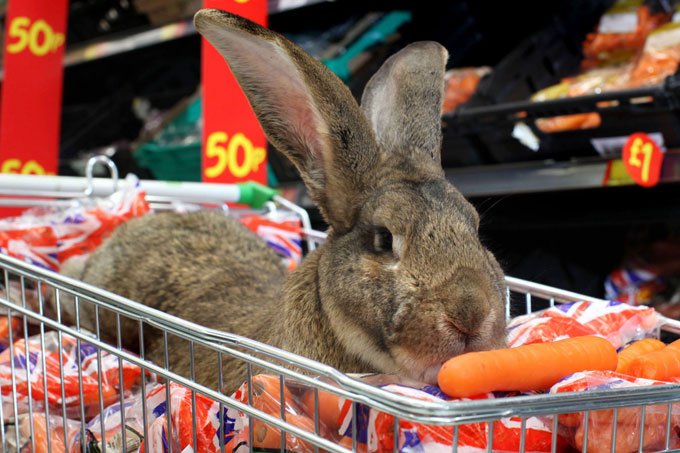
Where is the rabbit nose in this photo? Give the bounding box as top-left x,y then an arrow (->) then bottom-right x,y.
442,270 -> 491,336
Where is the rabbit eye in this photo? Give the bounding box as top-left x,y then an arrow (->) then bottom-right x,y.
373,227 -> 393,254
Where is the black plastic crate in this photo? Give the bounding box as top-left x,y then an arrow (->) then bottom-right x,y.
444,79 -> 680,166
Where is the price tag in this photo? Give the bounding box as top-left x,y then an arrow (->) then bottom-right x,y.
0,0 -> 68,177
202,0 -> 268,184
622,132 -> 665,187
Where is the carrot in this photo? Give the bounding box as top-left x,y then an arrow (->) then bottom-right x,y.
628,339 -> 680,380
301,389 -> 343,430
437,336 -> 617,398
252,412 -> 317,451
616,338 -> 666,374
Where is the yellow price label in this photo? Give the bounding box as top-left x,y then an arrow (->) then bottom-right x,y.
204,131 -> 266,179
7,16 -> 65,57
1,158 -> 51,175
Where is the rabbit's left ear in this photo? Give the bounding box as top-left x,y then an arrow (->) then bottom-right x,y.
361,42 -> 448,164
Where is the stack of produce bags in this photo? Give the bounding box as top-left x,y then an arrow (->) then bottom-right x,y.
4,298 -> 675,452
532,0 -> 680,132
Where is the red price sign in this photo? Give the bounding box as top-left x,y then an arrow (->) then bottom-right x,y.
0,0 -> 68,176
622,132 -> 665,187
202,0 -> 268,184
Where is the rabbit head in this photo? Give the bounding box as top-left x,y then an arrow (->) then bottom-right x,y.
195,10 -> 507,384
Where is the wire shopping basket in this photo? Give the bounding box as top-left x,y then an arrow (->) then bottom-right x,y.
0,160 -> 680,452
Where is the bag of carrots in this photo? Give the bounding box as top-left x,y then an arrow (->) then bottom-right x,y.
551,370 -> 680,452
332,378 -> 569,452
0,178 -> 150,272
507,300 -> 659,348
0,331 -> 145,422
582,1 -> 670,69
5,413 -> 82,453
629,21 -> 680,87
442,67 -> 490,115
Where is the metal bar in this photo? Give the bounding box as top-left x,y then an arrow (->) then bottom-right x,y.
525,293 -> 532,314
666,402 -> 673,450
190,342 -> 198,452
352,401 -> 358,452
20,277 -> 35,453
75,296 -> 88,452
95,306 -> 106,453
611,407 -> 619,452
519,418 -> 527,452
0,174 -> 241,204
54,289 -> 69,453
116,314 -> 127,450
6,303 -> 21,451
393,416 -> 399,452
505,287 -> 511,320
452,425 -> 459,453
582,411 -> 589,452
487,420 -> 493,452
247,364 -> 254,452
314,387 -> 320,453
163,331 -> 173,453
139,320 -> 149,453
218,352 -> 226,453
551,415 -> 558,453
37,282 -> 51,453
638,405 -> 646,451
280,374 -> 286,452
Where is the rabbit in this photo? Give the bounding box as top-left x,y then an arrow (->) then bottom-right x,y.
57,8 -> 508,393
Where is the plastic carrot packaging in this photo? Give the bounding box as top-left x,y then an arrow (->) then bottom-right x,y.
551,370 -> 680,452
0,331 -> 144,421
507,300 -> 659,348
333,377 -> 569,453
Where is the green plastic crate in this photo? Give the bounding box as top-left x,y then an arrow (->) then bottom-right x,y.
134,98 -> 279,186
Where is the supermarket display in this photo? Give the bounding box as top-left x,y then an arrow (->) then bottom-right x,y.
1,1 -> 680,453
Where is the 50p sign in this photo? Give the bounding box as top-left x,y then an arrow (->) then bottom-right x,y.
0,0 -> 69,177
201,0 -> 268,184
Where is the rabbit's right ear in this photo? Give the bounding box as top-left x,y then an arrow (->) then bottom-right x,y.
194,9 -> 381,232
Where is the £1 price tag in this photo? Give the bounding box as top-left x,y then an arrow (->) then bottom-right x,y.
622,132 -> 665,188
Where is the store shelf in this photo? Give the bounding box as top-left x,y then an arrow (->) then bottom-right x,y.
279,152 -> 680,209
0,0 -> 333,77
445,159 -> 611,197
448,152 -> 680,197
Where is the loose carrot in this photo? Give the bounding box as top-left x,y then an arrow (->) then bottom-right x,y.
437,336 -> 617,398
616,338 -> 666,374
628,339 -> 680,380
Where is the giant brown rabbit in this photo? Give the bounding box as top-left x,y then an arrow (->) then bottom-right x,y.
58,9 -> 508,392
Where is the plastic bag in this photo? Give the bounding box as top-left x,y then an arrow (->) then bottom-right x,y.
530,65 -> 630,133
442,67 -> 490,114
332,377 -> 568,452
5,413 -> 81,453
551,370 -> 680,452
630,22 -> 680,87
508,300 -> 659,348
582,2 -> 669,69
0,178 -> 150,271
240,213 -> 303,272
0,331 -> 144,421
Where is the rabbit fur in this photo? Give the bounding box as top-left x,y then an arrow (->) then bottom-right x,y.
57,9 -> 508,393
